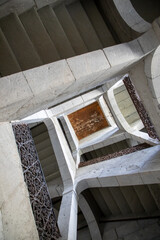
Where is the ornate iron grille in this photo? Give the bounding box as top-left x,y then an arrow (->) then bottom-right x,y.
12,124 -> 60,240
123,76 -> 159,140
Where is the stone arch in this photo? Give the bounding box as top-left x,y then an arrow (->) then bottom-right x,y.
113,0 -> 151,33
144,46 -> 160,113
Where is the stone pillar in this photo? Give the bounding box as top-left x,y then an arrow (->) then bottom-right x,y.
0,122 -> 39,240
58,190 -> 78,240
79,194 -> 102,240
45,117 -> 76,190
45,117 -> 78,239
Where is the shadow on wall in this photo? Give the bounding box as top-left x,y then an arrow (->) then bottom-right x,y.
131,0 -> 160,23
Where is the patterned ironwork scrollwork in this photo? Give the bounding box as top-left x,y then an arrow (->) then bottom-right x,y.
123,76 -> 159,140
12,124 -> 60,240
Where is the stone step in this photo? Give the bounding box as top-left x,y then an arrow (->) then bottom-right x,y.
19,8 -> 60,64
120,186 -> 145,214
126,111 -> 140,125
118,98 -> 133,111
35,138 -> 51,152
110,142 -> 119,153
114,84 -> 126,94
90,188 -> 112,216
31,123 -> 47,138
38,5 -> 75,59
101,145 -> 113,155
54,4 -> 87,55
114,89 -> 130,103
45,171 -> 61,182
124,222 -> 160,240
134,185 -> 158,215
67,1 -> 103,51
94,148 -> 103,158
90,150 -> 98,159
115,140 -> 129,151
43,162 -> 59,177
122,104 -> 137,118
40,155 -> 58,168
0,28 -> 21,76
33,131 -> 49,144
109,187 -> 132,215
0,13 -> 42,70
37,146 -> 54,161
99,188 -> 121,216
84,152 -> 93,161
81,0 -> 115,48
148,184 -> 160,210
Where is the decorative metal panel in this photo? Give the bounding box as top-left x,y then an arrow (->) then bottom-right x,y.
123,76 -> 159,140
12,124 -> 60,240
68,101 -> 109,140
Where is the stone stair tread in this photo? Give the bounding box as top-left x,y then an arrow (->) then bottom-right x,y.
109,187 -> 132,215
19,8 -> 60,64
54,4 -> 87,55
126,111 -> 140,125
31,123 -> 47,137
134,185 -> 158,214
0,13 -> 42,70
90,188 -> 112,216
0,28 -> 21,76
35,138 -> 51,152
45,171 -> 61,182
41,155 -> 58,168
67,1 -> 103,51
33,131 -> 49,144
43,163 -> 59,177
100,188 -> 121,216
148,184 -> 160,210
81,0 -> 116,47
38,146 -> 54,161
38,5 -> 75,59
120,186 -> 145,214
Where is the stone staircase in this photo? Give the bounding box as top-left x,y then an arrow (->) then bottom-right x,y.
31,123 -> 61,182
0,0 -> 116,77
114,84 -> 142,127
82,140 -> 130,161
85,184 -> 160,221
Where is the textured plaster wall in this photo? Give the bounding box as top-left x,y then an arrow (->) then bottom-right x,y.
0,122 -> 39,240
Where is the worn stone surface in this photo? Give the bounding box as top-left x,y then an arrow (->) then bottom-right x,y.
12,124 -> 60,240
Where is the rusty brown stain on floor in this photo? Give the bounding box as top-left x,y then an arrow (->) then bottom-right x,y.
68,101 -> 109,140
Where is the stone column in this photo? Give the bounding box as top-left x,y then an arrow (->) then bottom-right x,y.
44,117 -> 76,190
58,189 -> 78,240
45,117 -> 78,239
79,194 -> 102,240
